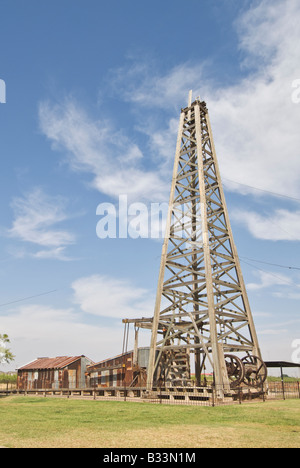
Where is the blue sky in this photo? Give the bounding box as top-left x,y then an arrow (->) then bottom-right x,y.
0,0 -> 300,376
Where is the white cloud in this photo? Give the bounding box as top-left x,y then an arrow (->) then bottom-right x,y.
109,60 -> 205,110
71,274 -> 153,319
8,188 -> 75,259
33,247 -> 72,261
237,0 -> 300,71
0,303 -> 125,368
259,328 -> 288,336
0,274 -> 154,369
232,208 -> 300,241
247,270 -> 293,290
135,117 -> 179,170
39,99 -> 143,172
205,0 -> 300,199
39,99 -> 167,203
259,318 -> 300,335
273,291 -> 300,300
38,0 -> 300,243
107,0 -> 300,200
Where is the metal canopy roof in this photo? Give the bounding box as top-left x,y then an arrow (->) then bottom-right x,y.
264,361 -> 300,368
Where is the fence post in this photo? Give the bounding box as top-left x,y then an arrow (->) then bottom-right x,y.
211,386 -> 215,407
281,379 -> 285,400
262,384 -> 265,402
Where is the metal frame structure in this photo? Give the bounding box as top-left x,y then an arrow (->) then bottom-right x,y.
146,92 -> 265,396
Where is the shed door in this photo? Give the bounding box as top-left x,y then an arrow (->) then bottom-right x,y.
68,369 -> 76,389
52,370 -> 59,389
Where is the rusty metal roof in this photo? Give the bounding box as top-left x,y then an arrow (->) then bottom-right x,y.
18,355 -> 87,370
87,350 -> 133,370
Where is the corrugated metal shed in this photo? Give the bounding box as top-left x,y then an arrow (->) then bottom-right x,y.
86,350 -> 134,388
18,356 -> 85,370
86,348 -> 153,388
17,355 -> 94,390
88,348 -> 151,371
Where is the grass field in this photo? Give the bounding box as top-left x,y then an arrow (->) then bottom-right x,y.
0,396 -> 299,448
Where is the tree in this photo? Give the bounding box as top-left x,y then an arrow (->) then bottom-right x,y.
0,334 -> 15,365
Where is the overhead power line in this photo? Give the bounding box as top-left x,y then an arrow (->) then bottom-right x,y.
240,256 -> 300,271
0,289 -> 57,308
240,259 -> 300,289
224,178 -> 300,202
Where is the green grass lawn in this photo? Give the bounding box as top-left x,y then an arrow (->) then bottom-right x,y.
0,396 -> 299,448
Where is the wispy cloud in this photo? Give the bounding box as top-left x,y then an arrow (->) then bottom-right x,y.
273,291 -> 300,300
8,188 -> 75,260
231,209 -> 300,241
71,274 -> 153,319
39,99 -> 167,203
247,270 -> 294,291
259,318 -> 300,336
38,0 -> 300,244
0,303 -> 125,366
206,0 -> 300,199
107,0 -> 300,199
0,273 -> 154,367
108,59 -> 205,110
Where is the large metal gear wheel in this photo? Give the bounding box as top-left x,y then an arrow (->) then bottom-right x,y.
242,355 -> 267,388
224,354 -> 245,388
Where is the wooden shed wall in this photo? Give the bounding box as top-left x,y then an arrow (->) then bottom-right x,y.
17,358 -> 89,390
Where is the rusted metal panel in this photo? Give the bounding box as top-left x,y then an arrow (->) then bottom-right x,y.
137,348 -> 150,368
17,355 -> 94,390
18,356 -> 84,370
86,350 -> 150,388
68,369 -> 76,389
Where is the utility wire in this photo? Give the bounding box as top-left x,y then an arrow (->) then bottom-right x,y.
240,256 -> 300,271
224,178 -> 300,202
240,259 -> 300,289
0,289 -> 57,308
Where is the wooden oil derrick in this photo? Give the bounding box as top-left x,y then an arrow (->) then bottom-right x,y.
146,91 -> 266,397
